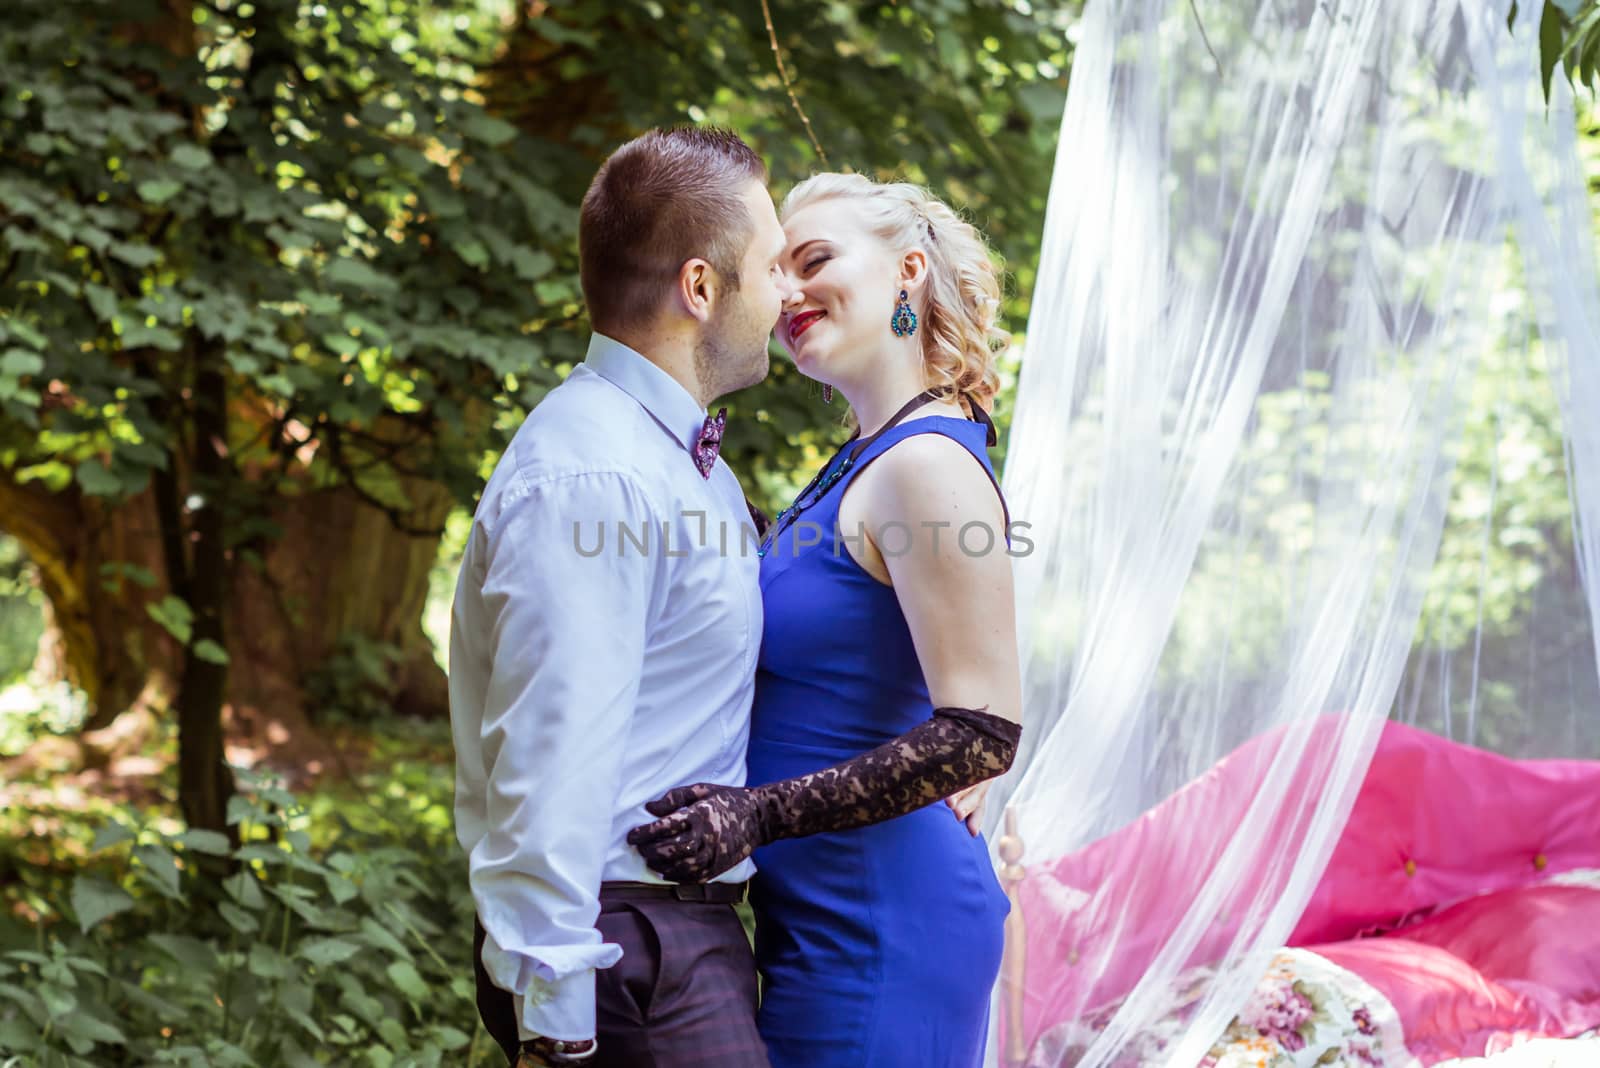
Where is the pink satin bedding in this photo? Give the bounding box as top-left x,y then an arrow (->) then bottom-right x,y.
1009,721 -> 1600,1063
1311,883 -> 1600,1061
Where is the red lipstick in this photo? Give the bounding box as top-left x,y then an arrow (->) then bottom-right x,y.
789,309 -> 825,343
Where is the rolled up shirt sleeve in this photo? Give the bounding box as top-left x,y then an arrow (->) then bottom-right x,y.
455,470 -> 663,1042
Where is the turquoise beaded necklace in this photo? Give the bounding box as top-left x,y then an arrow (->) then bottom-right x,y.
757,388 -> 944,558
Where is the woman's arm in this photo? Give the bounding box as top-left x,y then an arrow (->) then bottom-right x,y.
866,431 -> 1022,729
627,432 -> 1023,882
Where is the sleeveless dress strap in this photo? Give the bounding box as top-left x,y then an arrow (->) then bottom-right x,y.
833,417 -> 1011,534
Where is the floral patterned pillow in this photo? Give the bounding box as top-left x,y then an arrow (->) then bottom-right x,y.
1025,948 -> 1405,1068
1024,869 -> 1600,1067
1199,950 -> 1403,1067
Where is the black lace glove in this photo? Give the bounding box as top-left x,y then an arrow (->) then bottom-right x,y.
626,706 -> 1020,882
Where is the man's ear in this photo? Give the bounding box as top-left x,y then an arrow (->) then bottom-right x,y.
899,248 -> 930,296
675,258 -> 716,324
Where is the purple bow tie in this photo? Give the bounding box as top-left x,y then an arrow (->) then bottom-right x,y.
692,408 -> 727,478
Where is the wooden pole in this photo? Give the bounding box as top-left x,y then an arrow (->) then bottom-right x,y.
997,806 -> 1029,1067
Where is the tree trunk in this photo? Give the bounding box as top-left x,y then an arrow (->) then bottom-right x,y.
0,466 -> 451,777
0,0 -> 456,823
0,478 -> 179,731
225,467 -> 455,742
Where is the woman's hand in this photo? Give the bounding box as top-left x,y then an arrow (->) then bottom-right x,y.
628,783 -> 768,882
946,779 -> 992,836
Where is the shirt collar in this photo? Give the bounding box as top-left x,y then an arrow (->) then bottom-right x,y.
582,333 -> 709,454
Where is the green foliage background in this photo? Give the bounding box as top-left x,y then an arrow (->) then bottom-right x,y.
0,0 -> 1598,1063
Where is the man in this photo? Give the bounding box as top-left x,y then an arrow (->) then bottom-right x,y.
449,127 -> 789,1067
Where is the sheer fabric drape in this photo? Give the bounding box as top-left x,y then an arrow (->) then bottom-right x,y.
989,0 -> 1600,1062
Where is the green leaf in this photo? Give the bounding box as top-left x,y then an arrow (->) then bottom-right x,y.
301,937 -> 363,968
285,1006 -> 327,1042
36,982 -> 77,1019
178,828 -> 232,855
257,371 -> 295,396
89,820 -> 136,853
133,843 -> 183,901
325,257 -> 398,295
120,321 -> 184,351
53,1010 -> 126,1047
0,1015 -> 42,1054
357,916 -> 413,960
341,312 -> 391,345
385,960 -> 428,1002
3,226 -> 48,255
369,1021 -> 403,1052
148,934 -> 218,973
193,639 -> 230,665
63,955 -> 108,979
434,1026 -> 471,1050
69,876 -> 134,934
0,981 -> 47,1025
269,884 -> 333,927
146,595 -> 194,644
75,460 -> 122,497
296,289 -> 343,316
218,902 -> 259,934
0,348 -> 44,377
324,872 -> 359,905
1018,81 -> 1067,124
511,248 -> 555,281
226,795 -> 265,827
237,844 -> 290,866
136,178 -> 183,204
109,241 -> 161,268
223,869 -> 267,909
170,143 -> 212,170
202,1040 -> 256,1067
248,943 -> 293,980
454,238 -> 490,269
1541,1 -> 1569,101
4,319 -> 46,350
322,332 -> 362,357
535,279 -> 574,305
84,283 -> 120,324
461,113 -> 519,147
115,979 -> 183,1020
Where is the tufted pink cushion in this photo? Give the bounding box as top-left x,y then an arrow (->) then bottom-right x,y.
1290,722 -> 1600,947
1009,719 -> 1600,1058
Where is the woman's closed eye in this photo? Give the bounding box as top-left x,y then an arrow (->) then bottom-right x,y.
803,254 -> 830,274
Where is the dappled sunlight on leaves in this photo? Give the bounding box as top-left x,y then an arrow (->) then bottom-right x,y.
0,713 -> 487,1064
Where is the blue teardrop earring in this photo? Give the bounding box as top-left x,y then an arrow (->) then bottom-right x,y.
891,289 -> 918,338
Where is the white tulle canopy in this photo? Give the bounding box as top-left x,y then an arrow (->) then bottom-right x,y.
987,0 -> 1600,1063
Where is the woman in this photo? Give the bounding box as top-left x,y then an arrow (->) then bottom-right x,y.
629,173 -> 1022,1067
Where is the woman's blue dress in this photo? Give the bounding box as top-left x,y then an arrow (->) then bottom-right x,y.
748,416 -> 1011,1068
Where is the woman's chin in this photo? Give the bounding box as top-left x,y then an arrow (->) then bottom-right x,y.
789,338 -> 827,377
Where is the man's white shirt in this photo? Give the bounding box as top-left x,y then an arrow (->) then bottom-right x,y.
450,333 -> 762,1042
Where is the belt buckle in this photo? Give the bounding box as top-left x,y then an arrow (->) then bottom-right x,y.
671,883 -> 710,903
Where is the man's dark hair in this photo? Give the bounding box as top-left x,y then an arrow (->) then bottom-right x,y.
578,127 -> 768,334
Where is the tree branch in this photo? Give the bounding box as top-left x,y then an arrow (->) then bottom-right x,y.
324,425 -> 447,538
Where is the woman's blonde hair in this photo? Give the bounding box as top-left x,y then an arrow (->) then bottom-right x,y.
780,173 -> 1008,416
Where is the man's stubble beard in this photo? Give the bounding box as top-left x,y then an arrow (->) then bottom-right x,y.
695,298 -> 772,401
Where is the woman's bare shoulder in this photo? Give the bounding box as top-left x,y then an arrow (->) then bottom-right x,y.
859,427 -> 1003,525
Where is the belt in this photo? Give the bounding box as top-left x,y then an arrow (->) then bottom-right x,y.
601,880 -> 748,905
